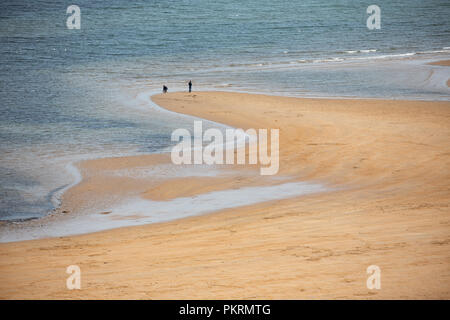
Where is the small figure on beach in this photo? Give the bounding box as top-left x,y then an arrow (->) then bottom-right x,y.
163,85 -> 168,93
188,80 -> 192,93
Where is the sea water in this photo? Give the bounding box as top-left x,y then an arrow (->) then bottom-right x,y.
0,0 -> 449,223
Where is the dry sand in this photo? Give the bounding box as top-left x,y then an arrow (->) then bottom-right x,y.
0,91 -> 449,299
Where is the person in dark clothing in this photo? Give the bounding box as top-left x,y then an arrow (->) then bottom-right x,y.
188,80 -> 192,93
163,85 -> 168,93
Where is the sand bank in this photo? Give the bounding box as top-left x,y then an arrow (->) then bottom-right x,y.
0,92 -> 449,299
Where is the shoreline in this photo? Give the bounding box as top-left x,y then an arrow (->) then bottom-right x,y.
0,91 -> 449,298
2,54 -> 449,224
5,89 -> 447,241
64,74 -> 450,213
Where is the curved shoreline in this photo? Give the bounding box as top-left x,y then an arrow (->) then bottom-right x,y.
0,91 -> 449,299
6,52 -> 449,225
0,91 -> 327,242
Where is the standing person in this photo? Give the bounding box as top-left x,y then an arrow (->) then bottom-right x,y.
163,85 -> 168,93
188,80 -> 192,93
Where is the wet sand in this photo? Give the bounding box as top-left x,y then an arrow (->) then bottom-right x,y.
0,92 -> 449,299
429,60 -> 450,87
429,59 -> 450,66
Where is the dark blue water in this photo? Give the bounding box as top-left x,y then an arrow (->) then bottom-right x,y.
0,0 -> 449,220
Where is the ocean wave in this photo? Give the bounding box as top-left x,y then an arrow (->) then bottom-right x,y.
343,49 -> 377,54
214,48 -> 449,73
416,48 -> 450,55
356,52 -> 417,60
312,57 -> 344,63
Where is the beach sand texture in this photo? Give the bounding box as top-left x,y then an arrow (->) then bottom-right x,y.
0,91 -> 449,299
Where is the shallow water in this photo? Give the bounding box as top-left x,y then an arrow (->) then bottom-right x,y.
0,0 -> 449,222
0,181 -> 326,242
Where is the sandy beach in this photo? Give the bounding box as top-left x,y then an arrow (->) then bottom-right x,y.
0,91 -> 449,299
